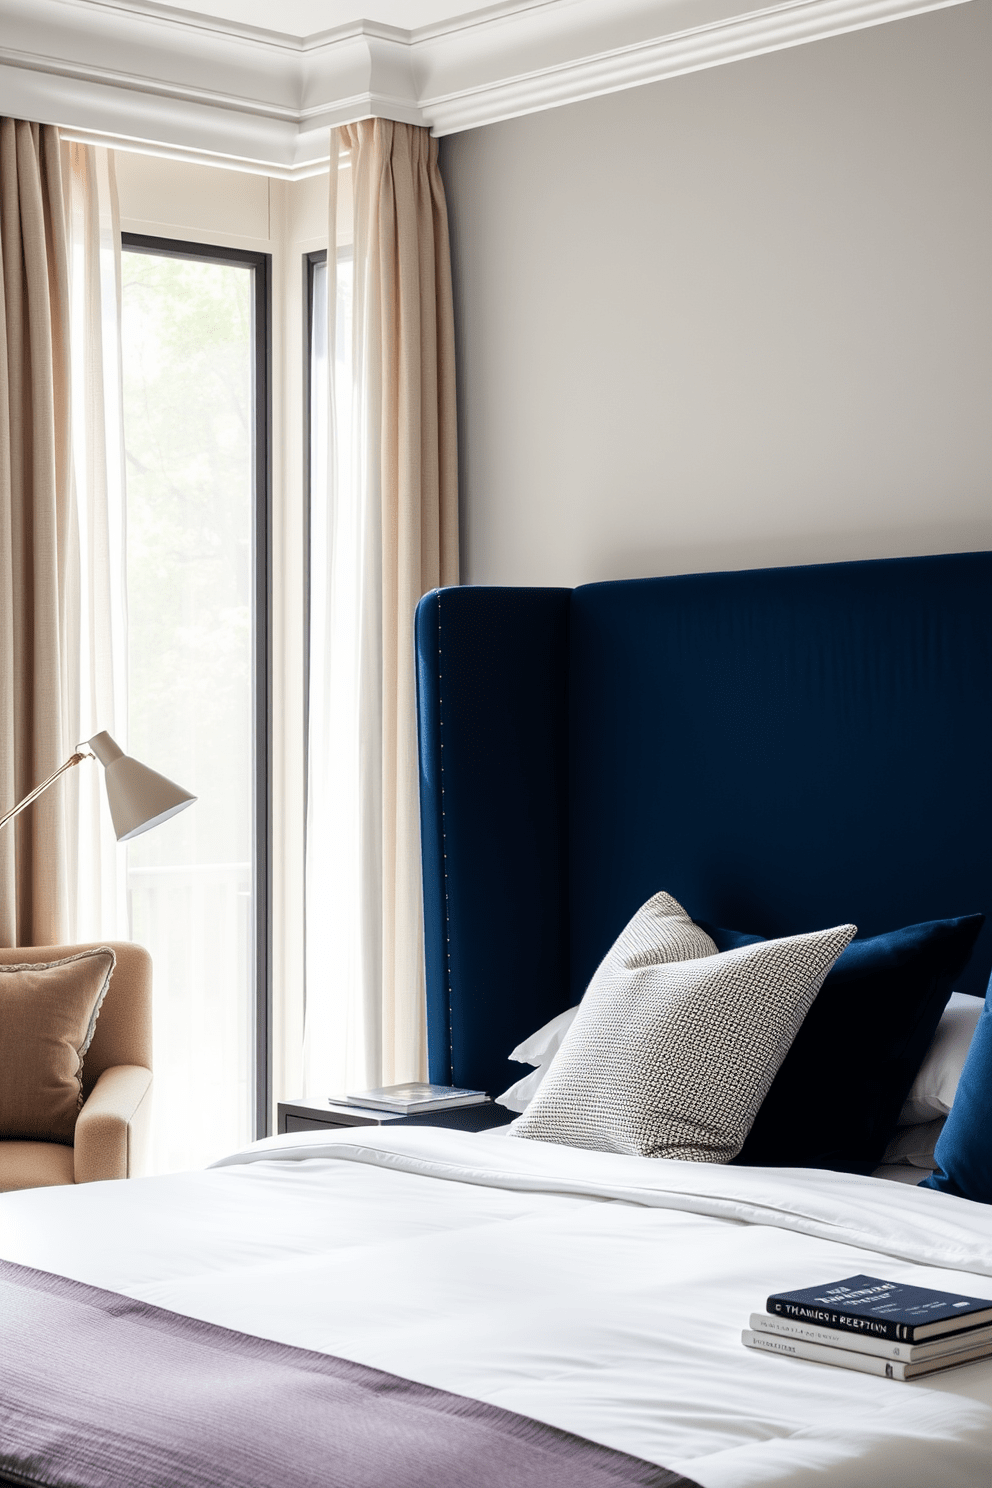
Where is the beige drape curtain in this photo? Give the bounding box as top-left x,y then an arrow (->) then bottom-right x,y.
0,119 -> 72,945
304,119 -> 458,1098
0,121 -> 127,948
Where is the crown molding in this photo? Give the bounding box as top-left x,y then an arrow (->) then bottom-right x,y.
69,0 -> 554,53
418,0 -> 968,135
0,0 -> 970,178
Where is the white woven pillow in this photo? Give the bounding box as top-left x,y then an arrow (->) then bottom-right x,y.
497,893 -> 713,1113
511,906 -> 856,1161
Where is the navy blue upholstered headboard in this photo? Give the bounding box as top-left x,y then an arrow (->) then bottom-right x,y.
416,553 -> 992,1097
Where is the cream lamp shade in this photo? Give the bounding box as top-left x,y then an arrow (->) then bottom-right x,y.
0,732 -> 196,842
87,732 -> 196,841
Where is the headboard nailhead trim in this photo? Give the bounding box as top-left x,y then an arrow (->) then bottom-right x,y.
437,591 -> 455,1082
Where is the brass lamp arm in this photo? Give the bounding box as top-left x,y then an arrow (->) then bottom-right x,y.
0,749 -> 91,834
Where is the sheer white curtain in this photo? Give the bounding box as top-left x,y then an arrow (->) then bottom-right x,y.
304,122 -> 458,1101
61,142 -> 128,942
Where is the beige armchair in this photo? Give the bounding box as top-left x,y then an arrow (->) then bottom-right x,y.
0,941 -> 152,1193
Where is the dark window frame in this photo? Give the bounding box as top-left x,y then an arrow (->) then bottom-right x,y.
121,231 -> 274,1142
301,248 -> 327,1040
303,247 -> 326,764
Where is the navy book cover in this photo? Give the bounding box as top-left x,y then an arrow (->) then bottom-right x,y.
766,1274 -> 992,1342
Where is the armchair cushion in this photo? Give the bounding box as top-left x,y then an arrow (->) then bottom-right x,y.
0,947 -> 116,1144
0,1141 -> 75,1192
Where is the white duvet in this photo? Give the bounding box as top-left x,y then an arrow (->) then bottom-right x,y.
3,1126 -> 992,1487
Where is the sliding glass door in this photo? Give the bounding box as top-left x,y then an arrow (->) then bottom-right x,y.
120,235 -> 270,1172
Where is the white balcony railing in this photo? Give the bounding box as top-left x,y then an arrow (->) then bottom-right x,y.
127,861 -> 253,1174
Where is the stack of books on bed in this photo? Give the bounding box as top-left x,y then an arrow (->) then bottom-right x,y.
743,1274 -> 992,1380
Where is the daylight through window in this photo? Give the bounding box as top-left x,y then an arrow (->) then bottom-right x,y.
120,240 -> 267,1172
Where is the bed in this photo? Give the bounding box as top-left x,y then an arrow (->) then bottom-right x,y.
2,551 -> 992,1488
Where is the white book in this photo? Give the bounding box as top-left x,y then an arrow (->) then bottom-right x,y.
750,1311 -> 992,1363
742,1328 -> 992,1380
341,1082 -> 490,1114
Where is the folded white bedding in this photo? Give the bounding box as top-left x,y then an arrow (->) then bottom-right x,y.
2,1127 -> 992,1488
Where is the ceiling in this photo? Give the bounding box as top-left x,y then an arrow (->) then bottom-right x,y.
0,0 -> 967,176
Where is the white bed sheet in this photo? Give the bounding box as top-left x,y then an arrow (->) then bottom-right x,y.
2,1126 -> 992,1488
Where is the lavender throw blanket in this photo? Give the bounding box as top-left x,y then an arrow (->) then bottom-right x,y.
0,1260 -> 699,1488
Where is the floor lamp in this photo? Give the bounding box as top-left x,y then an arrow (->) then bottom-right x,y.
0,732 -> 196,841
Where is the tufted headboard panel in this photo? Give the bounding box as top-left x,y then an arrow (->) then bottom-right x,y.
416,552 -> 992,1096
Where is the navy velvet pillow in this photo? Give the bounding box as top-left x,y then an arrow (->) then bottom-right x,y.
703,915 -> 985,1175
922,974 -> 992,1202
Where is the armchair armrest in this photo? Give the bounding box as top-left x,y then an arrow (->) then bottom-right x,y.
74,1065 -> 153,1184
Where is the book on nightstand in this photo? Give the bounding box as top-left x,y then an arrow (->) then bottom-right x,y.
340,1083 -> 490,1114
744,1275 -> 992,1380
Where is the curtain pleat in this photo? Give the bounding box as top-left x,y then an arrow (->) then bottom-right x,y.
304,119 -> 458,1098
0,122 -> 126,947
0,119 -> 72,945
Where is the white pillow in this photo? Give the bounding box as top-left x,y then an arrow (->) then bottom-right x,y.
881,1117 -> 945,1168
511,894 -> 855,1161
896,991 -> 983,1126
496,1007 -> 578,1113
509,1005 -> 578,1067
872,1164 -> 933,1186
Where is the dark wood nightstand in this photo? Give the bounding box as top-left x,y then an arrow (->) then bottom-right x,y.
277,1097 -> 515,1136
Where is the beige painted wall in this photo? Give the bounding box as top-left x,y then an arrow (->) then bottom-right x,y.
441,1 -> 992,589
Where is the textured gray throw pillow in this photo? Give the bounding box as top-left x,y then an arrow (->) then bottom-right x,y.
498,893 -> 716,1112
512,895 -> 856,1161
592,890 -> 718,969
